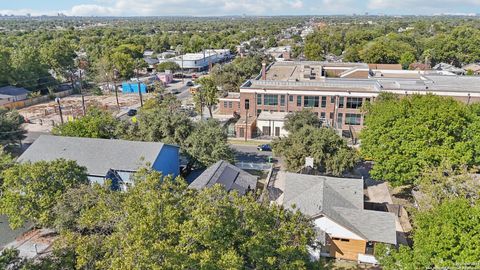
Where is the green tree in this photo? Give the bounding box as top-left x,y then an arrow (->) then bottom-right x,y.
0,159 -> 88,229
185,119 -> 234,168
378,198 -> 480,269
111,51 -> 135,79
120,97 -> 193,146
0,47 -> 12,86
399,51 -> 416,69
266,36 -> 278,48
415,163 -> 480,210
40,38 -> 76,82
195,76 -> 219,118
361,93 -> 480,186
0,108 -> 26,146
273,126 -> 358,176
156,61 -> 180,72
304,43 -> 324,61
10,46 -> 49,90
284,110 -> 322,132
52,107 -> 118,139
359,36 -> 415,64
55,169 -> 315,269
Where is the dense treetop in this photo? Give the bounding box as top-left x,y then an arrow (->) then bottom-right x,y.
304,18 -> 480,67
361,93 -> 480,186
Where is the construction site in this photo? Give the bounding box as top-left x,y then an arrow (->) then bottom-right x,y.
18,93 -> 148,133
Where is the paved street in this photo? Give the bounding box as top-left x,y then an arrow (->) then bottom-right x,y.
230,144 -> 272,163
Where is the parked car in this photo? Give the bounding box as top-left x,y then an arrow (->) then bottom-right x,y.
257,144 -> 272,151
186,81 -> 194,87
127,109 -> 137,116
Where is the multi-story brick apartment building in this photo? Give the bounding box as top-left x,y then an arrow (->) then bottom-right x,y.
218,61 -> 480,139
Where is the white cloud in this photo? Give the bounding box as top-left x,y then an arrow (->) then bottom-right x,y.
65,0 -> 306,16
0,8 -> 58,16
368,0 -> 480,10
68,4 -> 118,16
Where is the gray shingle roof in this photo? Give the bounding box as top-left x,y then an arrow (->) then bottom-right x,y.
0,86 -> 29,96
279,172 -> 396,245
189,160 -> 257,195
18,135 -> 175,176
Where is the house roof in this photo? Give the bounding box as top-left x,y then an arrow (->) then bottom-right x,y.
18,135 -> 177,176
189,160 -> 257,195
278,172 -> 396,245
0,86 -> 29,96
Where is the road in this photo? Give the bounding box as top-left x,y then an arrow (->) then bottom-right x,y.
230,144 -> 272,163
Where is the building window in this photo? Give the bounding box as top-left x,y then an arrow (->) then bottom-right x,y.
345,113 -> 362,125
257,94 -> 262,105
280,95 -> 286,106
257,109 -> 262,115
329,112 -> 334,119
339,97 -> 344,108
330,96 -> 335,103
289,95 -> 294,102
321,96 -> 327,108
337,113 -> 343,127
228,101 -> 233,108
223,101 -> 227,108
304,96 -> 319,107
320,112 -> 325,119
297,96 -> 302,106
346,97 -> 363,109
264,94 -> 278,106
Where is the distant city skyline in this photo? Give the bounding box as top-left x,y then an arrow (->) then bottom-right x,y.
1,0 -> 480,17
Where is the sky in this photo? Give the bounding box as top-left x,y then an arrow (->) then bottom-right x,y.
1,0 -> 480,16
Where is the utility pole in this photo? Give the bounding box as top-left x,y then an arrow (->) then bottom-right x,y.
136,67 -> 144,107
113,69 -> 120,109
245,99 -> 250,142
55,97 -> 64,125
79,70 -> 86,116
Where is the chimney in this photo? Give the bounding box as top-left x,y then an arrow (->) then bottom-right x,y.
261,62 -> 267,80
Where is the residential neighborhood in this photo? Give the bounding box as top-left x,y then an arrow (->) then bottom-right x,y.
1,2 -> 480,269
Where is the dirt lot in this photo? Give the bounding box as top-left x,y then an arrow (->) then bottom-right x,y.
19,93 -> 150,133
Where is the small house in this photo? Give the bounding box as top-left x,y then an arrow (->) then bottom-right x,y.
275,172 -> 397,264
18,135 -> 180,190
189,160 -> 257,195
0,86 -> 29,106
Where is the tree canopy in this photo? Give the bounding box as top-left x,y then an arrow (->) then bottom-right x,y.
284,110 -> 322,132
1,168 -> 317,269
377,198 -> 480,269
361,93 -> 480,186
273,126 -> 358,176
52,107 -> 118,139
156,61 -> 180,72
194,76 -> 219,118
0,159 -> 88,229
0,108 -> 26,146
184,119 -> 234,168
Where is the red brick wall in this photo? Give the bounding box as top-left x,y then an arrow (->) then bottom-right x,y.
218,99 -> 240,115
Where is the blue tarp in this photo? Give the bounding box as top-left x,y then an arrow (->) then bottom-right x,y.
122,82 -> 147,94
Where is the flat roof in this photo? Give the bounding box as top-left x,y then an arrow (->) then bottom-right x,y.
258,111 -> 289,121
242,61 -> 480,95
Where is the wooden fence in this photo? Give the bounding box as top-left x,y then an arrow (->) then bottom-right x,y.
1,90 -> 74,110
